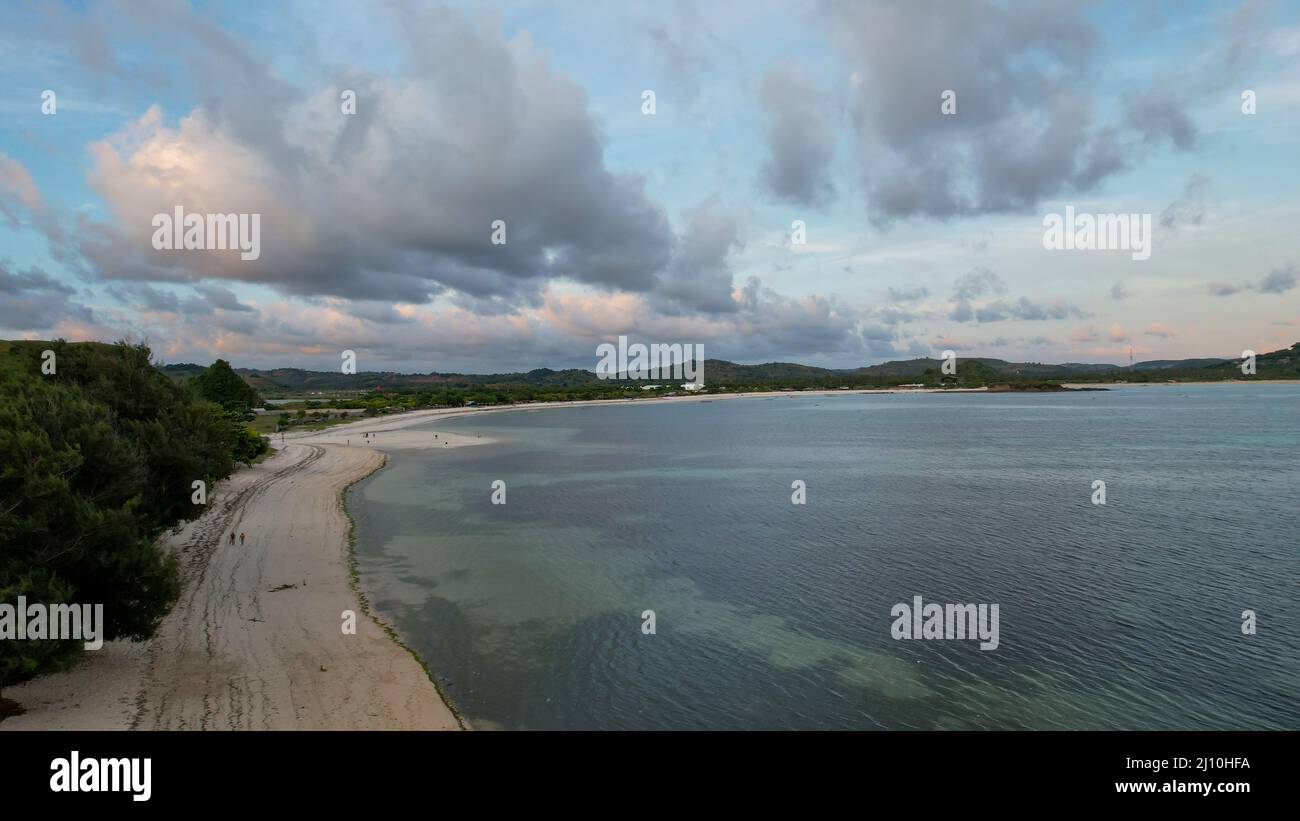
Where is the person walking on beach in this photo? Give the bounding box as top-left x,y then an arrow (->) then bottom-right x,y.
240,532 -> 246,546
229,533 -> 235,546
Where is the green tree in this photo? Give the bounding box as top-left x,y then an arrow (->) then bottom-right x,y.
191,358 -> 262,416
0,340 -> 246,702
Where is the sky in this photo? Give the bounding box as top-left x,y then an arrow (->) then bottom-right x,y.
1,0 -> 1299,373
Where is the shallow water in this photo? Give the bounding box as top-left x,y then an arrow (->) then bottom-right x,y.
349,385 -> 1300,729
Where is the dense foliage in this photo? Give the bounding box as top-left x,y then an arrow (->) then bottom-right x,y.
191,358 -> 263,415
0,340 -> 261,698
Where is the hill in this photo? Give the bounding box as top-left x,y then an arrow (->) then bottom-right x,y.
141,344 -> 1300,398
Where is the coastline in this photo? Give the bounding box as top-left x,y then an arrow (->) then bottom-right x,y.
339,452 -> 466,729
7,379 -> 1294,731
272,384 -> 995,449
1061,379 -> 1300,388
2,443 -> 462,730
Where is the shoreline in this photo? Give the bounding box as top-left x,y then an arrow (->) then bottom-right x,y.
6,378 -> 1294,730
1062,379 -> 1300,388
2,443 -> 463,731
273,376 -> 1300,448
273,385 -> 995,448
339,452 -> 467,729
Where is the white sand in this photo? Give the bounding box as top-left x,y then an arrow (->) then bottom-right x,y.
3,443 -> 462,731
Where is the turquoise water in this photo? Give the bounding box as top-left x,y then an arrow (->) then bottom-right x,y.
348,385 -> 1300,729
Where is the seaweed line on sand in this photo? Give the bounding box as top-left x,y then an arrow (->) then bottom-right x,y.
339,451 -> 468,730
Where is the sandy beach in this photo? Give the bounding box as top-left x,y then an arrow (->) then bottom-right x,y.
2,440 -> 466,730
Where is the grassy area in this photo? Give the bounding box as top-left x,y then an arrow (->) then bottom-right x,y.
294,415 -> 360,431
246,415 -> 281,434
247,412 -> 363,435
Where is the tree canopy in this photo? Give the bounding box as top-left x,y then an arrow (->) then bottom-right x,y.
0,340 -> 262,701
191,358 -> 263,414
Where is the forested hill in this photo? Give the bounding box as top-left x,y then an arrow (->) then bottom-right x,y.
156,344 -> 1300,395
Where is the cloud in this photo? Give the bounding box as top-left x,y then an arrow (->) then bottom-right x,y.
858,322 -> 903,357
929,335 -> 970,351
1258,264 -> 1298,294
822,0 -> 1139,221
108,283 -> 183,313
730,277 -> 864,359
194,284 -> 255,313
1070,325 -> 1100,344
650,200 -> 743,315
0,153 -> 68,255
1144,323 -> 1173,338
63,6 -> 689,312
642,5 -> 733,107
1159,174 -> 1210,231
1207,263 -> 1297,296
952,267 -> 1006,300
952,296 -> 1088,323
70,276 -> 869,373
0,263 -> 96,332
1124,86 -> 1198,150
871,305 -> 920,326
818,0 -> 1261,223
0,154 -> 44,220
887,284 -> 929,303
758,62 -> 836,206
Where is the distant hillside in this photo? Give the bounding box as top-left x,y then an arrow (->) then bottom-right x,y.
1132,358 -> 1232,370
1187,344 -> 1298,377
848,357 -> 1102,378
145,343 -> 1300,395
156,362 -> 208,380
221,366 -> 605,395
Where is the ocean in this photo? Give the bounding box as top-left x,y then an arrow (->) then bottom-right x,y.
347,384 -> 1300,729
